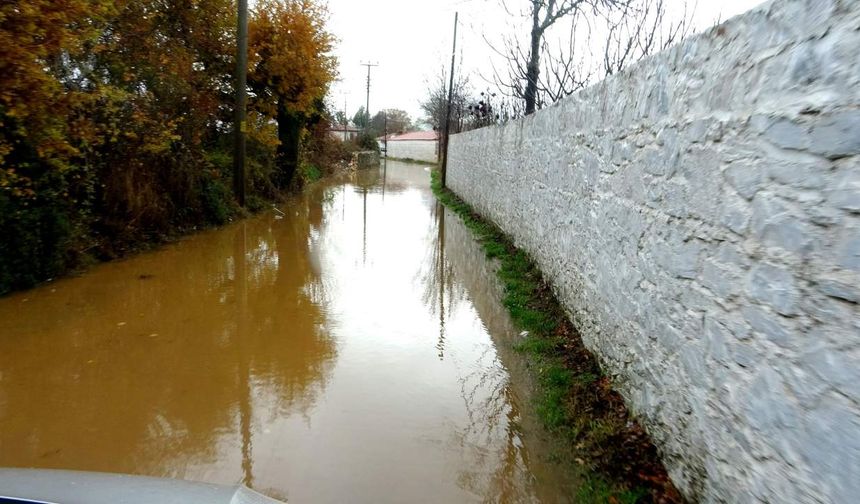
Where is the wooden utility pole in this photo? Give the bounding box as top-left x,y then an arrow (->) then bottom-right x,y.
233,0 -> 248,206
440,12 -> 458,188
360,62 -> 378,130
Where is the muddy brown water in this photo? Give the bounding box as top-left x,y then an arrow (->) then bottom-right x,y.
0,162 -> 578,503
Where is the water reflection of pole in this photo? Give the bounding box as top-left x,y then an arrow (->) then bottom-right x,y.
499,393 -> 523,502
234,222 -> 254,488
382,157 -> 387,201
362,186 -> 367,266
437,205 -> 446,360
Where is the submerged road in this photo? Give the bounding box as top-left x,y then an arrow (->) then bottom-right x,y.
0,161 -> 578,503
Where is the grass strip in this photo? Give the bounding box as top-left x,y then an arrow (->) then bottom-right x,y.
383,156 -> 438,166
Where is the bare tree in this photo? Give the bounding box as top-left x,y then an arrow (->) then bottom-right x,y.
489,0 -> 693,117
541,21 -> 594,103
420,67 -> 472,134
602,0 -> 692,76
514,0 -> 617,115
488,8 -> 595,112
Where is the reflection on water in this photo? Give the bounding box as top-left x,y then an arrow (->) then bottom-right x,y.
0,161 -> 576,503
440,205 -> 579,502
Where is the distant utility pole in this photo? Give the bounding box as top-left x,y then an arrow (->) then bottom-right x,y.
360,61 -> 378,129
343,96 -> 348,141
440,12 -> 458,189
233,0 -> 248,206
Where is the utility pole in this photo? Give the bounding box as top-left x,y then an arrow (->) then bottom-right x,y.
383,112 -> 388,157
360,61 -> 378,130
440,12 -> 458,189
343,96 -> 348,141
233,0 -> 248,206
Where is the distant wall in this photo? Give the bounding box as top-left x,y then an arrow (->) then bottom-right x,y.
386,140 -> 438,163
447,0 -> 860,501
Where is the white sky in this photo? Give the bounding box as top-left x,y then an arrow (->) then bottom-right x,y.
325,0 -> 767,124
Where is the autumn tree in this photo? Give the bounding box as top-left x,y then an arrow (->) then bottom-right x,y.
83,0 -> 238,233
1,0 -> 340,293
0,0 -> 117,289
1,0 -> 242,291
0,0 -> 113,177
249,0 -> 337,189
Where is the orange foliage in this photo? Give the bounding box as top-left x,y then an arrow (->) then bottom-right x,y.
0,0 -> 338,292
0,1 -> 113,189
249,0 -> 337,117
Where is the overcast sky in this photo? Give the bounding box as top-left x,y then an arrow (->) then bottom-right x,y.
325,0 -> 767,125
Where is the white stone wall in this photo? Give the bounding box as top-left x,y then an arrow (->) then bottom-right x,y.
447,1 -> 860,502
386,140 -> 438,163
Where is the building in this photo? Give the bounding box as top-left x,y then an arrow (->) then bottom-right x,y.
381,131 -> 439,163
328,123 -> 362,142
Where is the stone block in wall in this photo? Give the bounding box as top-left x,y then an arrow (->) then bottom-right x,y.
827,164 -> 860,213
724,162 -> 765,200
834,221 -> 860,271
746,263 -> 800,316
750,194 -> 815,258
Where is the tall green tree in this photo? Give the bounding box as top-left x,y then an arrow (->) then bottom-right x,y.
369,109 -> 412,137
351,106 -> 368,129
334,110 -> 348,126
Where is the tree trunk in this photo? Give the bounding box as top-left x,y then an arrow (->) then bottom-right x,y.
276,97 -> 301,189
524,13 -> 543,115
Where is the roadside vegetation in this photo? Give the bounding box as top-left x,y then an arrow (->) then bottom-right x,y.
0,0 -> 353,295
383,157 -> 436,166
431,169 -> 683,504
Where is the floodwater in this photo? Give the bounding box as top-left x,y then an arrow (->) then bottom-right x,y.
0,162 -> 576,503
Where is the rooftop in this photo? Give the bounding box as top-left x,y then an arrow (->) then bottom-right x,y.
385,131 -> 439,141
329,123 -> 363,132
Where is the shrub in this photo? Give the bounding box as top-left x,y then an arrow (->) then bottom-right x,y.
356,132 -> 380,153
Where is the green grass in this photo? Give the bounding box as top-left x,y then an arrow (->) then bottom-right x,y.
432,169 -> 571,426
384,156 -> 438,166
430,169 -> 679,504
578,477 -> 649,504
300,162 -> 324,183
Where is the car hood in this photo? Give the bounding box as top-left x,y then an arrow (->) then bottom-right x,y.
0,469 -> 285,504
